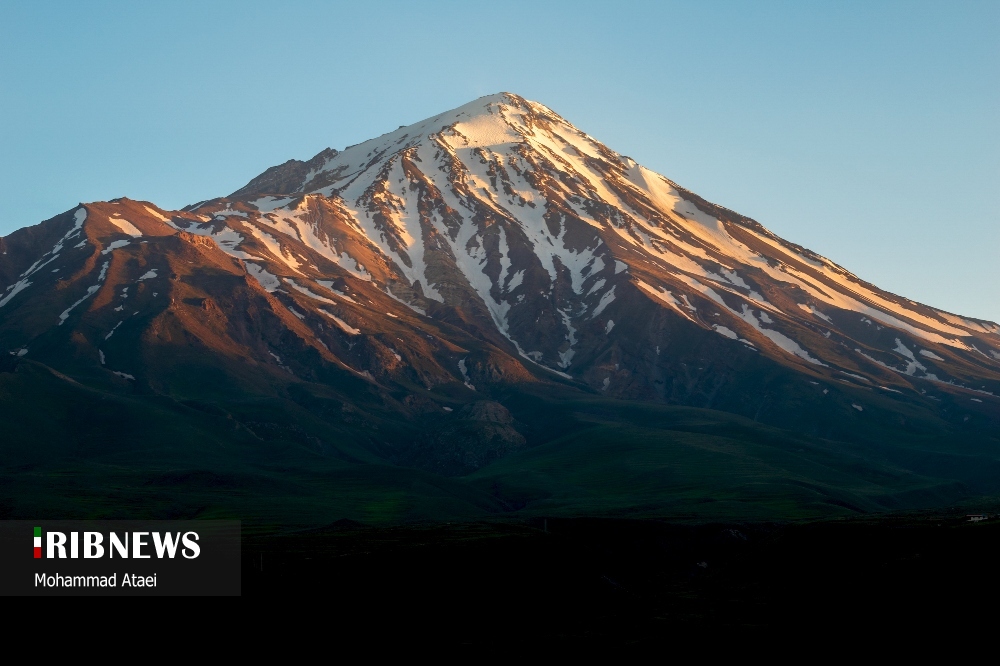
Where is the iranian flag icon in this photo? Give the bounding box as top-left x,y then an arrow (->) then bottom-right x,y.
33,527 -> 41,558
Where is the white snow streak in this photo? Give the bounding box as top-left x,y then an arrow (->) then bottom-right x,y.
713,325 -> 738,340
109,217 -> 142,237
102,239 -> 130,255
105,321 -> 123,340
316,280 -> 358,303
58,261 -> 109,325
285,279 -> 336,305
458,358 -> 476,390
320,309 -> 360,335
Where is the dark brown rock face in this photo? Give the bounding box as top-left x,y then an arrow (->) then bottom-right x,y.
229,148 -> 340,198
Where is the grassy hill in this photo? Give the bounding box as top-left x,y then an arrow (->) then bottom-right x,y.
2,358 -> 996,526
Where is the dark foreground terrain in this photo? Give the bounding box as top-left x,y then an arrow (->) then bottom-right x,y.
4,360 -> 996,525
244,510 -> 1000,641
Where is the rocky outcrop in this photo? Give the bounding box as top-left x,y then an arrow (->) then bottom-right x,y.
229,148 -> 339,198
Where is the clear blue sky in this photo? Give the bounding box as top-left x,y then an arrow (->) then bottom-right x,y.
2,1 -> 997,321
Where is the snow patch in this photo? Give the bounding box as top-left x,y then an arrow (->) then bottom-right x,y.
458,358 -> 476,390
335,252 -> 373,281
735,304 -> 826,366
636,281 -> 697,323
58,261 -> 109,325
70,208 -> 87,235
246,264 -> 280,292
316,280 -> 358,303
286,279 -> 337,304
892,338 -> 927,376
0,279 -> 32,308
507,269 -> 525,292
591,286 -> 616,318
839,371 -> 872,383
252,196 -> 297,214
320,309 -> 360,335
101,239 -> 130,255
214,209 -> 248,219
105,321 -> 123,340
797,303 -> 832,323
557,309 -> 578,368
713,325 -> 738,340
143,206 -> 171,223
109,217 -> 142,237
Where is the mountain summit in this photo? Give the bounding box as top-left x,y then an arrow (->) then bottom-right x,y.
227,92 -> 1000,391
1,92 -> 998,496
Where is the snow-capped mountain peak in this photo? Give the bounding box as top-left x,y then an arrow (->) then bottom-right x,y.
2,93 -> 998,416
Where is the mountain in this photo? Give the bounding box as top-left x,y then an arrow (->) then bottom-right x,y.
1,93 -> 998,522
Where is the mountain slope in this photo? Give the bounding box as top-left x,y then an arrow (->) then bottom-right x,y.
200,93 -> 997,413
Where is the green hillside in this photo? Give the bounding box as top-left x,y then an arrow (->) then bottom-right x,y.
2,359 -> 996,527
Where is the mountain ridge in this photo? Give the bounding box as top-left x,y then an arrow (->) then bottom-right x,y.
3,93 -> 999,403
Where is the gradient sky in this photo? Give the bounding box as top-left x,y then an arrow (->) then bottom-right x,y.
2,1 -> 997,321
